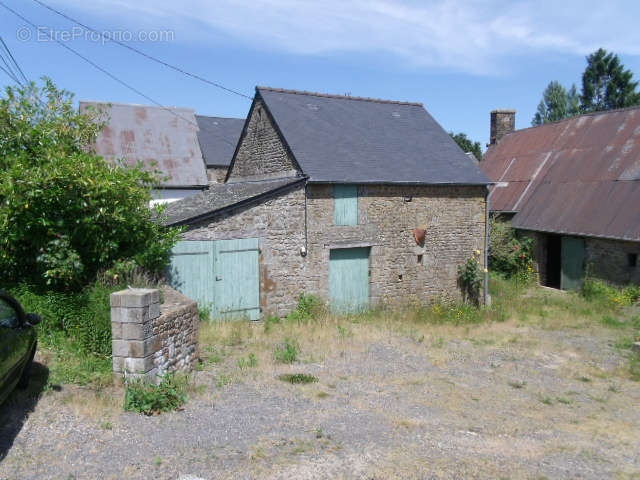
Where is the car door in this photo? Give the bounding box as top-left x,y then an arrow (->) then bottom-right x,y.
0,297 -> 27,396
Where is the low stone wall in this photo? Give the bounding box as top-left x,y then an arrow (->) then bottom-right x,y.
111,287 -> 199,382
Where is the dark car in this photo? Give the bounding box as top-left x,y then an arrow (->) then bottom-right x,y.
0,291 -> 40,405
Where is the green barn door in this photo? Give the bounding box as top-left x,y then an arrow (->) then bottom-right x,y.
214,238 -> 260,320
329,247 -> 370,313
561,236 -> 585,290
167,241 -> 215,310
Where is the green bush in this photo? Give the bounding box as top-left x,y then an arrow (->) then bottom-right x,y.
285,294 -> 322,324
457,252 -> 484,304
123,374 -> 188,415
274,338 -> 299,364
489,217 -> 535,278
0,79 -> 181,289
582,278 -> 640,308
10,282 -> 114,356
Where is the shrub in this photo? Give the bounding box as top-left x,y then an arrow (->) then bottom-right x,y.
457,251 -> 484,304
489,217 -> 535,278
274,338 -> 299,364
582,278 -> 640,308
123,374 -> 188,415
285,294 -> 322,324
237,353 -> 258,369
0,79 -> 181,289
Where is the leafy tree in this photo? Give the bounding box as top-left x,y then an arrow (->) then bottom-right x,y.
580,48 -> 640,112
531,81 -> 582,125
449,132 -> 483,161
0,78 -> 181,289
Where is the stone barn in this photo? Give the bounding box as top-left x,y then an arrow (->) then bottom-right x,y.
163,87 -> 490,319
482,107 -> 640,289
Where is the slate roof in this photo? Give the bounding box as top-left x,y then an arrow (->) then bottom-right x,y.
254,87 -> 490,185
81,101 -> 208,188
195,115 -> 245,167
162,177 -> 304,226
481,106 -> 640,241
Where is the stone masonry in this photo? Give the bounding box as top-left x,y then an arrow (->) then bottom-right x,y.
227,99 -> 300,182
111,287 -> 199,382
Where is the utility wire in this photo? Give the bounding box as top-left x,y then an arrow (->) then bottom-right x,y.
0,1 -> 211,134
0,36 -> 29,84
30,0 -> 253,100
0,62 -> 21,85
0,48 -> 22,85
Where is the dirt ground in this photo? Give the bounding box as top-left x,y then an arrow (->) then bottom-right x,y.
1,288 -> 640,480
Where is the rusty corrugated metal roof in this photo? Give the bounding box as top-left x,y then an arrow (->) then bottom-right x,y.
81,101 -> 208,188
481,106 -> 640,241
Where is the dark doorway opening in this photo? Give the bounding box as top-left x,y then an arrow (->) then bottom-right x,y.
545,234 -> 561,288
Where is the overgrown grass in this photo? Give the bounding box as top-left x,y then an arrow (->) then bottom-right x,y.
8,282 -> 119,387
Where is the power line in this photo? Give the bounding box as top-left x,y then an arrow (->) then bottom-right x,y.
0,1 -> 207,131
0,36 -> 28,84
0,62 -> 21,85
0,47 -> 22,85
0,1 -> 238,148
30,0 -> 253,100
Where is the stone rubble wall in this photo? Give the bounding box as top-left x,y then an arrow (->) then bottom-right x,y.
111,287 -> 199,382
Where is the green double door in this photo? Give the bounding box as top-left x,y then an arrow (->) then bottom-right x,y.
329,247 -> 370,313
167,238 -> 260,320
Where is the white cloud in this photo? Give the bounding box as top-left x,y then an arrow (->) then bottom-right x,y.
48,0 -> 640,75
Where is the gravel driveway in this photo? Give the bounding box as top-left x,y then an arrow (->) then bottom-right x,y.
2,311 -> 640,479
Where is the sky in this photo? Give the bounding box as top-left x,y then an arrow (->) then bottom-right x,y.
2,0 -> 640,149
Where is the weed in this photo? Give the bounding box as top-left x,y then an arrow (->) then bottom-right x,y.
508,380 -> 527,389
274,338 -> 299,364
277,373 -> 318,384
556,396 -> 572,405
600,315 -> 626,328
198,304 -> 212,322
608,385 -> 621,393
578,376 -> 592,383
337,325 -> 352,338
153,456 -> 162,467
316,391 -> 330,399
123,374 -> 188,415
540,396 -> 554,405
264,315 -> 281,333
237,353 -> 258,369
100,420 -> 113,430
314,428 -> 324,438
216,374 -> 232,388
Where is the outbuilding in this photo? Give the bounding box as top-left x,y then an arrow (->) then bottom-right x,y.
163,87 -> 490,319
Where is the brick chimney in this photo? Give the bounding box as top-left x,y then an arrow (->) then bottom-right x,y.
489,109 -> 516,145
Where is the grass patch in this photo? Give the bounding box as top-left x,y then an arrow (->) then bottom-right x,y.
600,315 -> 627,328
277,373 -> 318,384
508,380 -> 527,389
123,374 -> 189,415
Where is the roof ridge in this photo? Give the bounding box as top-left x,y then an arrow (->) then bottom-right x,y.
499,103 -> 640,139
195,114 -> 245,121
256,86 -> 423,107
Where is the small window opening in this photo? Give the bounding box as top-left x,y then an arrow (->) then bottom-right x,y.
398,274 -> 403,281
417,254 -> 423,264
403,196 -> 412,202
628,253 -> 638,268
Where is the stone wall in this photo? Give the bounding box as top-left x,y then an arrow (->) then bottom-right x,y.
182,182 -> 487,316
111,287 -> 199,382
586,237 -> 639,285
182,182 -> 307,317
305,184 -> 488,305
227,99 -> 300,182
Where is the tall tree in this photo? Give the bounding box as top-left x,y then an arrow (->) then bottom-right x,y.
580,48 -> 640,112
532,81 -> 571,125
449,132 -> 483,161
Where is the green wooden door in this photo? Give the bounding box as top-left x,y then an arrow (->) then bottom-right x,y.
213,238 -> 260,320
329,247 -> 370,313
166,240 -> 216,310
561,236 -> 585,290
